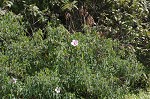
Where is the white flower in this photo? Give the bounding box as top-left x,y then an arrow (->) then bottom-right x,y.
12,78 -> 17,84
55,87 -> 61,94
71,40 -> 78,46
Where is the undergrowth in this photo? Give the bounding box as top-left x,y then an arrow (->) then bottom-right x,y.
0,12 -> 148,99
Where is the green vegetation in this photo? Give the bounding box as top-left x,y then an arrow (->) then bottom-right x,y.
125,88 -> 150,99
0,0 -> 150,99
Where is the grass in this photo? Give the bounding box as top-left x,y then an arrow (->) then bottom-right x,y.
125,88 -> 150,99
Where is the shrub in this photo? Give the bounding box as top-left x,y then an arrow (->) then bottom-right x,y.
0,12 -> 146,98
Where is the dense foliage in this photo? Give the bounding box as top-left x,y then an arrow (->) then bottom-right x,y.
0,0 -> 150,98
1,0 -> 149,66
